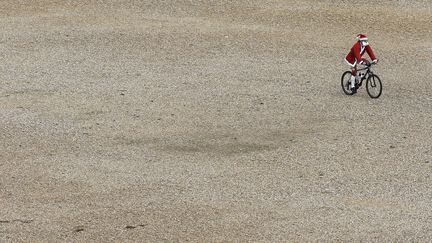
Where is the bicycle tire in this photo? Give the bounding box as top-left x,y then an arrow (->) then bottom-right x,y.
366,74 -> 382,98
341,71 -> 355,95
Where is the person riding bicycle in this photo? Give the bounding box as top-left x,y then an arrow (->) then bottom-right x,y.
345,34 -> 378,91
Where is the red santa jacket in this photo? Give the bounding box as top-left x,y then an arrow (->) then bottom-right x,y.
345,42 -> 377,66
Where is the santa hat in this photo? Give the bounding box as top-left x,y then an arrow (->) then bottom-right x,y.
356,34 -> 368,41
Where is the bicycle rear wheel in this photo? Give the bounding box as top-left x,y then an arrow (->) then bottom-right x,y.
341,71 -> 355,95
366,74 -> 382,98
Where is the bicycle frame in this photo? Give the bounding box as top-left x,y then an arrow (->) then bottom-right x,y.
356,64 -> 375,86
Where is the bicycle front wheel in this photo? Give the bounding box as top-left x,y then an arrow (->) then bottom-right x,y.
366,74 -> 382,98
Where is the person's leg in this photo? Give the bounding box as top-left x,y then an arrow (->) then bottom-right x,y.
345,59 -> 357,91
351,67 -> 357,76
350,66 -> 357,90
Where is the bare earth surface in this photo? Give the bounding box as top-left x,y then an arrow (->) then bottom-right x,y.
1,0 -> 431,241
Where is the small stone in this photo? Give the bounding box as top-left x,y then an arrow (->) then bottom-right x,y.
74,226 -> 85,232
322,189 -> 333,194
390,145 -> 395,149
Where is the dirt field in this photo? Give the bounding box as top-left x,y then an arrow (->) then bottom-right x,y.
1,0 -> 431,241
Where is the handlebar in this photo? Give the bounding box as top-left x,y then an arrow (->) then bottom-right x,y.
357,62 -> 376,71
361,61 -> 376,66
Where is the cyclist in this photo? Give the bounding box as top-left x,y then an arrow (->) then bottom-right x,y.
345,34 -> 378,91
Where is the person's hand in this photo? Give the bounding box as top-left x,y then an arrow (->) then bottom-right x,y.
372,59 -> 378,64
361,58 -> 370,65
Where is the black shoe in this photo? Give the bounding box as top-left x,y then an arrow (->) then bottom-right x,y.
351,87 -> 357,94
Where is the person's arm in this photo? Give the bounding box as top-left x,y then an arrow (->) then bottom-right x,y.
366,45 -> 378,63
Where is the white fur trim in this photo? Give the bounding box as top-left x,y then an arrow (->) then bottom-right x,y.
345,58 -> 356,67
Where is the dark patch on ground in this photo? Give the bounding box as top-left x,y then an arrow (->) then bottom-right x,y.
0,219 -> 33,224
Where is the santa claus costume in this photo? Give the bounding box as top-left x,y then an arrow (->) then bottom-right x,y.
345,34 -> 378,90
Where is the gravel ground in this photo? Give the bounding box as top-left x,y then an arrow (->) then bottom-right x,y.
1,0 -> 431,242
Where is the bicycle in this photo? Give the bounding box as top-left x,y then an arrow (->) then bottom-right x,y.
341,62 -> 382,98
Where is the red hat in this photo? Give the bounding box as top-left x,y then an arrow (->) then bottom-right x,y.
356,34 -> 368,41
